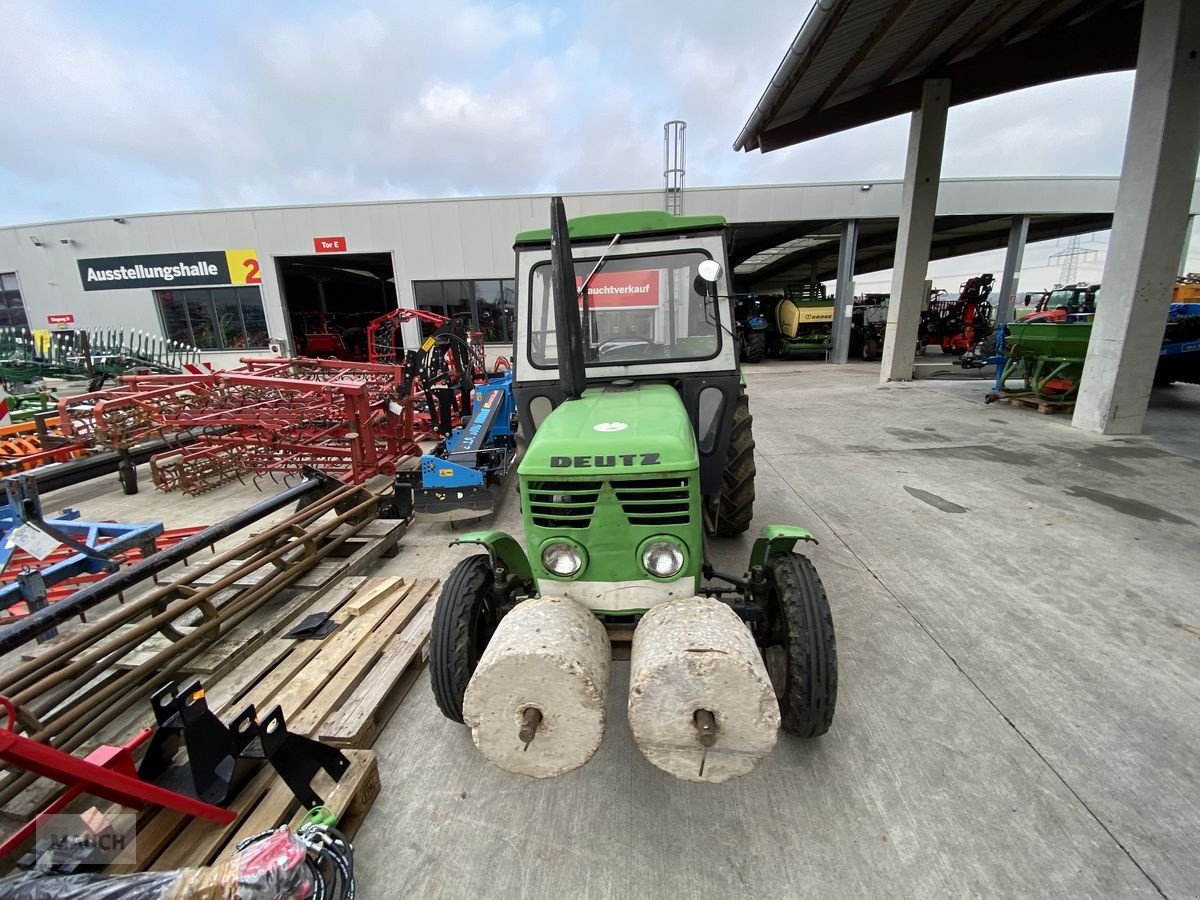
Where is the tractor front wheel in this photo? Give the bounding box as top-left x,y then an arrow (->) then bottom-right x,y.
704,392 -> 755,537
430,554 -> 502,723
761,553 -> 837,737
742,330 -> 767,363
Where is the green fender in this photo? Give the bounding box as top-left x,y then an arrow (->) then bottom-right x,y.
450,530 -> 533,583
748,524 -> 818,570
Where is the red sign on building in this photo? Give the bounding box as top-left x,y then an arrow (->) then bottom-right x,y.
313,236 -> 348,253
575,271 -> 659,308
47,314 -> 75,326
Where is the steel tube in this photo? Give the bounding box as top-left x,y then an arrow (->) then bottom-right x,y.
15,497 -> 365,713
1,481 -> 363,700
0,475 -> 328,658
0,492 -> 379,807
42,495 -> 374,738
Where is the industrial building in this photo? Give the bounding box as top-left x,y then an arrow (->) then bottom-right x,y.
2,177 -> 1184,365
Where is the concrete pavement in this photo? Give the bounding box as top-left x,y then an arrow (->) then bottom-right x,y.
352,364 -> 1198,899
41,363 -> 1199,897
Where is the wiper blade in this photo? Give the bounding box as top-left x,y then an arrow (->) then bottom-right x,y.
578,233 -> 621,295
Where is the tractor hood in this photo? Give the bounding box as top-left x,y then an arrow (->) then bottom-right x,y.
518,384 -> 698,477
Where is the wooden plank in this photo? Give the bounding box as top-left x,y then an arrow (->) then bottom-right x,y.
319,601 -> 435,748
207,577 -> 365,716
342,575 -> 404,617
108,807 -> 186,872
244,580 -> 414,721
115,626 -> 264,674
152,579 -> 417,868
179,558 -> 350,590
289,580 -> 436,735
329,522 -> 409,579
292,750 -> 380,841
223,750 -> 378,856
175,518 -> 406,590
148,765 -> 279,871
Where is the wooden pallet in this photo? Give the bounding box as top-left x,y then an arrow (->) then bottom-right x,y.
986,391 -> 1075,414
119,577 -> 437,873
2,569 -> 437,874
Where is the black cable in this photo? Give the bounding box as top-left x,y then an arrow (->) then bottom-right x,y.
235,823 -> 356,900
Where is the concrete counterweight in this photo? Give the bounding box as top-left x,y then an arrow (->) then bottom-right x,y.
628,597 -> 780,783
462,595 -> 611,778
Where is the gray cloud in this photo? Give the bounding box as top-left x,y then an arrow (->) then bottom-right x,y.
0,0 -> 1152,227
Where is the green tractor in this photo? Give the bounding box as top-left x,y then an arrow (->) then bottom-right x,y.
765,282 -> 835,357
427,199 -> 837,783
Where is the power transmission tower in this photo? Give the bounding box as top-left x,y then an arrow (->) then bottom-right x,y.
1047,234 -> 1098,285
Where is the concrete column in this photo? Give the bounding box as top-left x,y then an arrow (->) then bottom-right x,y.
994,215 -> 1030,326
879,79 -> 950,382
830,219 -> 859,363
1073,0 -> 1200,435
1181,215 -> 1196,276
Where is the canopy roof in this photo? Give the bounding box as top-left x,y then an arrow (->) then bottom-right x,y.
735,0 -> 1142,153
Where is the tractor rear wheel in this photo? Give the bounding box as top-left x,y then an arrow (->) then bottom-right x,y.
430,554 -> 501,723
742,331 -> 767,363
762,553 -> 837,737
704,393 -> 755,537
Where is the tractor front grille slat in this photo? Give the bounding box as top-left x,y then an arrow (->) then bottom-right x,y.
528,480 -> 601,529
610,477 -> 691,526
527,477 -> 692,529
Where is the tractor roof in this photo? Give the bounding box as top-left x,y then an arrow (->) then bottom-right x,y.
514,210 -> 727,246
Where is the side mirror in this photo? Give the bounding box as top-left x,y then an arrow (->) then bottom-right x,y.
694,260 -> 723,300
697,260 -> 722,284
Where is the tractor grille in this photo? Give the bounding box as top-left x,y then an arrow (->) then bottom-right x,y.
527,480 -> 601,529
611,477 -> 691,526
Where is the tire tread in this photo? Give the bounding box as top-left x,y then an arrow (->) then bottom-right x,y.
770,553 -> 837,737
429,554 -> 493,723
709,393 -> 756,536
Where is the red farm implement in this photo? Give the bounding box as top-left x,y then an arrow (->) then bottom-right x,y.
55,349 -> 490,495
919,274 -> 996,356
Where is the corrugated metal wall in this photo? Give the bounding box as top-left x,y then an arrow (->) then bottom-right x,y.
0,177 -> 1185,364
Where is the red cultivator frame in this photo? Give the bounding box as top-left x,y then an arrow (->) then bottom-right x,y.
56,348 -> 489,495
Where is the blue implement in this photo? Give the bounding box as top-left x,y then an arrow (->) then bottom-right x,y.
396,370 -> 519,520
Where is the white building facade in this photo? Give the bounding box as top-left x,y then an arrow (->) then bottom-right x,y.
0,178 -> 1179,365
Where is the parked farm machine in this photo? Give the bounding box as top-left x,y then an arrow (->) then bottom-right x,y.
919,274 -> 995,356
425,199 -> 838,784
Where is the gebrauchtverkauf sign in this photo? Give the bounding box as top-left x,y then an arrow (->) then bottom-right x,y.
78,251 -> 233,291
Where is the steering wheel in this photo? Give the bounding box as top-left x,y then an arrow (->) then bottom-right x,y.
597,338 -> 655,360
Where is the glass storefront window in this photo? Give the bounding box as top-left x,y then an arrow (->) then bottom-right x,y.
412,278 -> 515,342
0,272 -> 29,331
155,287 -> 268,350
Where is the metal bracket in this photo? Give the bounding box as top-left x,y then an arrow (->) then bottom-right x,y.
0,695 -> 235,864
230,704 -> 349,810
137,680 -> 257,807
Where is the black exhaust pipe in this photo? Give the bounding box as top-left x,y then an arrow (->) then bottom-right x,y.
550,197 -> 586,401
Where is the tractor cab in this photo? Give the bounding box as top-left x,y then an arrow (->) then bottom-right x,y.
427,199 -> 838,784
508,209 -> 746,531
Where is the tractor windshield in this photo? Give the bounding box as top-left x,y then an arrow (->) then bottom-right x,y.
527,251 -> 721,368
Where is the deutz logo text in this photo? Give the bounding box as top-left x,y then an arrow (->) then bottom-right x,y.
550,453 -> 661,468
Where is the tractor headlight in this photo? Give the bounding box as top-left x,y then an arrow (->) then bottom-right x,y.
641,540 -> 685,578
542,542 -> 583,577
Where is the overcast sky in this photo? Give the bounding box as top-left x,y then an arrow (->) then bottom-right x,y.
2,0 -> 1197,283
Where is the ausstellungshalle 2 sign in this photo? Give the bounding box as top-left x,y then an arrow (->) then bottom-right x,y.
78,251 -> 232,291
